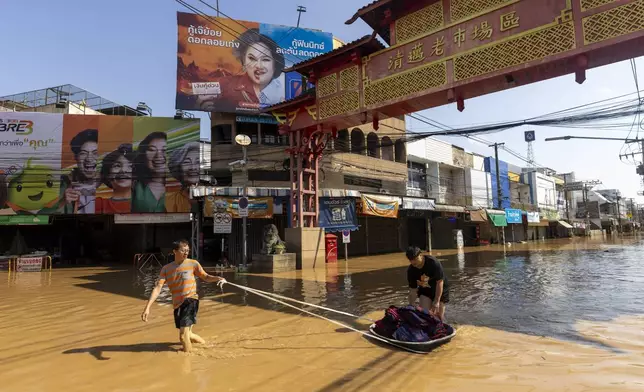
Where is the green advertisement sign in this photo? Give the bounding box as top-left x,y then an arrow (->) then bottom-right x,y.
0,215 -> 50,225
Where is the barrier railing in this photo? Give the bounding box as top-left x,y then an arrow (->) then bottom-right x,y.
8,256 -> 52,272
133,253 -> 166,271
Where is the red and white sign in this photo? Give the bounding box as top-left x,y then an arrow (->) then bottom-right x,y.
17,257 -> 43,272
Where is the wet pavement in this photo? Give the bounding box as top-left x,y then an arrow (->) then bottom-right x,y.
1,236 -> 643,391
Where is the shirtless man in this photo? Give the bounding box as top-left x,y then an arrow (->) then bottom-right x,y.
141,239 -> 226,352
406,246 -> 450,321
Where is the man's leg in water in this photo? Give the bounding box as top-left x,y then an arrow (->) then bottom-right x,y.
179,327 -> 193,352
439,303 -> 446,322
189,326 -> 206,344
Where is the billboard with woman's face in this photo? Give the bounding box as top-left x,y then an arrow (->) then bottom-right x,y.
176,12 -> 333,113
0,112 -> 200,216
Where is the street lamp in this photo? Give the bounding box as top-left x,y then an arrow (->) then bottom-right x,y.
234,134 -> 251,268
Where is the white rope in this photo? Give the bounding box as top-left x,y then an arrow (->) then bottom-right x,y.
223,281 -> 425,354
229,282 -> 376,323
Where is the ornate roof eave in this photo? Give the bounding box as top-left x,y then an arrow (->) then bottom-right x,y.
345,0 -> 397,44
285,32 -> 385,77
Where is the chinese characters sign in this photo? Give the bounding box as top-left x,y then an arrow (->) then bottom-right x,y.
374,0 -> 564,81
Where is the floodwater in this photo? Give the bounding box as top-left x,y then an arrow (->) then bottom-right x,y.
1,237 -> 643,391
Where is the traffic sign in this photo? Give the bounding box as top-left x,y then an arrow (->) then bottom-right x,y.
238,197 -> 249,217
213,212 -> 232,234
342,230 -> 351,244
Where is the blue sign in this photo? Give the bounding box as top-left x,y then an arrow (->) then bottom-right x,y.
319,197 -> 358,231
505,208 -> 523,224
260,24 -> 333,107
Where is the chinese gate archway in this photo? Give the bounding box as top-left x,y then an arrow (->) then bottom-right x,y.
266,0 -> 644,230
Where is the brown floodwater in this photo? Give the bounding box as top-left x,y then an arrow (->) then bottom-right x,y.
1,236 -> 643,391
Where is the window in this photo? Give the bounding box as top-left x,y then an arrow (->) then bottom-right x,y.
351,128 -> 365,155
395,139 -> 406,163
336,129 -> 350,152
381,136 -> 394,161
236,122 -> 259,144
261,123 -> 282,146
213,124 -> 232,145
407,162 -> 425,189
367,132 -> 379,158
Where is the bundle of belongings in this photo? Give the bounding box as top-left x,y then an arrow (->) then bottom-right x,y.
374,305 -> 449,342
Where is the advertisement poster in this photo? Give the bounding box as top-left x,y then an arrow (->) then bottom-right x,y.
527,212 -> 540,223
0,112 -> 200,216
204,196 -> 273,219
358,195 -> 399,219
176,12 -> 333,113
319,197 -> 358,231
505,208 -> 523,224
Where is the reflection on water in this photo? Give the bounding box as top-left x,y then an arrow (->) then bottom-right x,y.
132,236 -> 644,347
2,237 -> 644,391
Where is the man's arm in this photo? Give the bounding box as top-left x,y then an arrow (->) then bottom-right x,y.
195,262 -> 227,285
141,279 -> 165,322
408,288 -> 418,306
431,280 -> 444,313
202,273 -> 226,284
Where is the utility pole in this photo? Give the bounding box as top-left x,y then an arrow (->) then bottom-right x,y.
489,142 -> 505,245
296,6 -> 306,28
242,145 -> 248,266
616,195 -> 622,234
583,184 -> 590,236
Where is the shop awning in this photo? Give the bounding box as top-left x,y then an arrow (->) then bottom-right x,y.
488,213 -> 508,227
434,205 -> 465,213
468,209 -> 488,222
528,220 -> 550,227
558,220 -> 573,229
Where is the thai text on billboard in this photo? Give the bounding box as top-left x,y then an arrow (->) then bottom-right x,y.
176,12 -> 333,113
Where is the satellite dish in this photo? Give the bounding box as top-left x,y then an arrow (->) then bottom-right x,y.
235,134 -> 251,146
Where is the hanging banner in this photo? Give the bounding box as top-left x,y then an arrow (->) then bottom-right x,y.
17,257 -> 43,272
358,195 -> 399,219
319,197 -> 358,231
541,209 -> 561,221
505,208 -> 523,224
527,212 -> 540,223
204,196 -> 273,219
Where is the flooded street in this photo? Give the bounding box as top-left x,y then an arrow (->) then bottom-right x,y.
1,237 -> 643,391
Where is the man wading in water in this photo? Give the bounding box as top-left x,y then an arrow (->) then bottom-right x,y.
141,239 -> 226,352
406,246 -> 450,321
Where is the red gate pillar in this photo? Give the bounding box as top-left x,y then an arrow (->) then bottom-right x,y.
283,123 -> 333,269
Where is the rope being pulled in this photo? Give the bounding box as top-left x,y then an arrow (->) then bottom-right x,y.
222,281 -> 425,354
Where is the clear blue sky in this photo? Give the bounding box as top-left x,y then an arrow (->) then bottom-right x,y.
1,0 -> 643,199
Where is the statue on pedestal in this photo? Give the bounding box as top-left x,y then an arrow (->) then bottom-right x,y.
260,224 -> 286,255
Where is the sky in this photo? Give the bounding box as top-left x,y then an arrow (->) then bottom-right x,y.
1,0 -> 643,199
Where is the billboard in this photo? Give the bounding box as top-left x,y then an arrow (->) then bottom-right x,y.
176,12 -> 333,113
0,112 -> 200,216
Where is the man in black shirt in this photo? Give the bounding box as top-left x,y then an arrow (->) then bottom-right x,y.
406,246 -> 450,321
